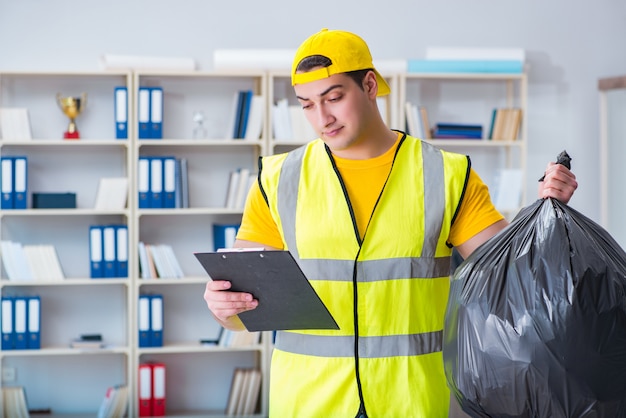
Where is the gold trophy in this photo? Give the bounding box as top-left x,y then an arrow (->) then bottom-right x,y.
57,93 -> 87,139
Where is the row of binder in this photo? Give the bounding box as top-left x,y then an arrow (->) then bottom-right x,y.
1,156 -> 27,209
138,362 -> 166,416
138,294 -> 163,347
138,87 -> 164,139
138,156 -> 188,209
1,295 -> 41,350
89,225 -> 128,278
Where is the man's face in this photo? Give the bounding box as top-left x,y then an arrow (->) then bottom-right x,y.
294,72 -> 374,155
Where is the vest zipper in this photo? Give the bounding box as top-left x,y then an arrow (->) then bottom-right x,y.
324,137 -> 406,418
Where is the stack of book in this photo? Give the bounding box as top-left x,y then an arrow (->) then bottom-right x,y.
1,386 -> 29,417
225,168 -> 256,210
97,384 -> 129,418
227,90 -> 264,140
407,47 -> 525,74
432,123 -> 483,139
226,368 -> 263,416
218,328 -> 261,347
404,102 -> 431,139
0,108 -> 32,141
489,108 -> 523,140
272,98 -> 317,142
137,243 -> 184,279
1,241 -> 64,281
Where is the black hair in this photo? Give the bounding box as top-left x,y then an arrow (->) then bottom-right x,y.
295,55 -> 371,92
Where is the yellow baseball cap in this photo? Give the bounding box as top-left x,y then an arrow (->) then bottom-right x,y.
291,28 -> 391,96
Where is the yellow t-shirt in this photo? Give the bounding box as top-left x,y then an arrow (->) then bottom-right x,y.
237,136 -> 503,249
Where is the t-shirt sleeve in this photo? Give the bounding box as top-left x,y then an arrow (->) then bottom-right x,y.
236,179 -> 285,249
448,168 -> 505,247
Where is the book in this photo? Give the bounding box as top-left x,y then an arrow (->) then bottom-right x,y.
425,47 -> 525,62
194,250 -> 339,331
233,168 -> 251,210
225,368 -> 247,416
237,90 -> 254,139
241,369 -> 262,415
271,98 -> 292,141
97,384 -> 129,418
1,386 -> 29,418
0,108 -> 32,141
244,95 -> 265,140
432,123 -> 483,139
94,177 -> 129,210
288,105 -> 316,141
407,59 -> 524,74
224,169 -> 241,209
490,108 -> 522,140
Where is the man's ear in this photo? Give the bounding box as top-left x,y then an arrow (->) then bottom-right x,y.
363,71 -> 378,97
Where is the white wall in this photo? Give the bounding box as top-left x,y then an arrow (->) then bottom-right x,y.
1,0 -> 625,222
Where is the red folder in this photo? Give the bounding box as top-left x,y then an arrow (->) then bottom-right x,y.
138,363 -> 152,417
152,362 -> 166,416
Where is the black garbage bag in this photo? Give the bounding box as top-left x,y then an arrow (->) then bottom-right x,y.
444,197 -> 626,418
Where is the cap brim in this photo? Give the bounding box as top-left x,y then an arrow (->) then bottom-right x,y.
374,70 -> 390,96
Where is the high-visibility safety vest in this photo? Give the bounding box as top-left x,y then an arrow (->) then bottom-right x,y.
258,133 -> 470,418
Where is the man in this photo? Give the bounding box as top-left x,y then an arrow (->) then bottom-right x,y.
204,28 -> 578,417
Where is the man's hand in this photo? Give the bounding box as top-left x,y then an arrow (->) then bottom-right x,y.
203,280 -> 258,331
539,162 -> 578,204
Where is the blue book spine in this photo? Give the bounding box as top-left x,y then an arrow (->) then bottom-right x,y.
138,294 -> 151,347
150,87 -> 163,139
407,59 -> 523,74
138,87 -> 151,139
238,90 -> 254,138
162,156 -> 176,209
1,156 -> 14,209
212,223 -> 241,251
27,296 -> 40,349
233,90 -> 246,138
12,156 -> 27,209
1,296 -> 15,350
488,109 -> 497,140
89,225 -> 105,278
13,296 -> 28,349
150,294 -> 164,347
138,156 -> 151,209
115,225 -> 129,278
103,225 -> 117,278
149,156 -> 163,208
114,86 -> 128,139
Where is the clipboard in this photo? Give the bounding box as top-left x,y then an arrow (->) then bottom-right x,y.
194,250 -> 339,332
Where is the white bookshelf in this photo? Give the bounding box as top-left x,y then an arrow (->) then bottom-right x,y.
0,71 -> 133,414
400,72 -> 528,216
131,70 -> 269,417
1,68 -> 528,417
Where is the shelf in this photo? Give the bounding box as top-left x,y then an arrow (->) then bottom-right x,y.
1,68 -> 527,417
